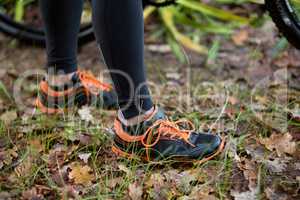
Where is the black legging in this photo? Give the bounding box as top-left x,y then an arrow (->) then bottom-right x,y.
40,0 -> 153,119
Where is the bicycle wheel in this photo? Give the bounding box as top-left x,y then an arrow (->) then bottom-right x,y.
266,0 -> 300,49
0,0 -> 94,46
0,0 -> 173,46
143,0 -> 175,7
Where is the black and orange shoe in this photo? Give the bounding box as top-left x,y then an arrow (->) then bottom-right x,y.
35,70 -> 118,114
112,106 -> 225,164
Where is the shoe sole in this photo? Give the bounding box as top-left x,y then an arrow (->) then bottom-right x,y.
35,98 -> 67,114
112,137 -> 226,164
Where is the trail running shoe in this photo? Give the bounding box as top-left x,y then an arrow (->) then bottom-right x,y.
112,106 -> 225,163
36,70 -> 118,114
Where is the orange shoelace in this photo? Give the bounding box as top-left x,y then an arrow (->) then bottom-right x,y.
140,119 -> 196,161
77,70 -> 112,95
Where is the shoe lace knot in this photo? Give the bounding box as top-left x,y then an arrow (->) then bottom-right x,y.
141,119 -> 196,148
78,70 -> 112,94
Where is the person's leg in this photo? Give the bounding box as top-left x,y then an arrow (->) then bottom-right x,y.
92,0 -> 224,162
40,0 -> 83,84
36,0 -> 118,113
92,0 -> 153,120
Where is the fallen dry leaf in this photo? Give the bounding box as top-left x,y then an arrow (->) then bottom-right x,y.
145,172 -> 164,188
47,147 -> 67,170
166,72 -> 181,80
128,182 -> 143,200
0,110 -> 17,125
78,106 -> 94,123
118,164 -> 131,175
265,158 -> 288,173
260,133 -> 297,156
228,96 -> 239,105
50,169 -> 69,187
179,171 -> 197,193
29,139 -> 44,153
21,187 -> 44,200
237,158 -> 258,189
289,109 -> 300,123
0,192 -> 11,200
188,185 -> 216,200
145,173 -> 168,200
78,133 -> 94,145
265,187 -> 289,200
59,185 -> 79,199
169,170 -> 197,194
15,155 -> 34,178
232,29 -> 249,46
78,153 -> 91,164
107,177 -> 123,189
231,187 -> 258,200
0,151 -> 12,169
69,163 -> 94,186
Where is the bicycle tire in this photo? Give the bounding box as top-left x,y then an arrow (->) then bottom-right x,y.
0,1 -> 171,46
144,0 -> 176,7
265,0 -> 300,49
0,13 -> 95,46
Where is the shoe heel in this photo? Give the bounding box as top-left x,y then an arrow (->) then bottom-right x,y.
35,98 -> 65,114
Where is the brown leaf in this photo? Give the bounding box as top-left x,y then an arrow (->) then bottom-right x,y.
0,150 -> 12,169
273,51 -> 300,68
228,96 -> 239,105
177,171 -> 197,194
260,133 -> 297,156
0,110 -> 17,125
28,139 -> 44,153
232,30 -> 249,46
145,173 -> 164,188
107,177 -> 123,189
237,158 -> 258,189
189,185 -> 216,200
68,163 -> 94,186
118,164 -> 132,175
265,158 -> 288,173
15,155 -> 34,178
78,133 -> 94,145
47,148 -> 67,170
21,187 -> 44,200
60,185 -> 79,199
51,169 -> 69,187
265,187 -> 289,200
0,192 -> 11,200
128,182 -> 143,200
166,72 -> 181,80
290,110 -> 300,123
231,188 -> 258,200
145,173 -> 167,200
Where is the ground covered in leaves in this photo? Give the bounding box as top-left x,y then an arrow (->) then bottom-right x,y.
0,19 -> 299,200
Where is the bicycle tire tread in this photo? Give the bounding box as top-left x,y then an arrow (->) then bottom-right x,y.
265,0 -> 300,49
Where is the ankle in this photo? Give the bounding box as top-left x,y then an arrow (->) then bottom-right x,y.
47,72 -> 76,87
118,106 -> 155,126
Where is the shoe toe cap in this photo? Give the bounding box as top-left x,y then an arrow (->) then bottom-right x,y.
189,133 -> 222,158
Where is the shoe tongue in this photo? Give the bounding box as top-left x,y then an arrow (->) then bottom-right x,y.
121,107 -> 166,136
71,72 -> 81,83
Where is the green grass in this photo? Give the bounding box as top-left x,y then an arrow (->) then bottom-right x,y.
0,63 -> 299,199
0,99 -> 297,199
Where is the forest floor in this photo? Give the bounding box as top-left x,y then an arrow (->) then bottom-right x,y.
0,18 -> 299,200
